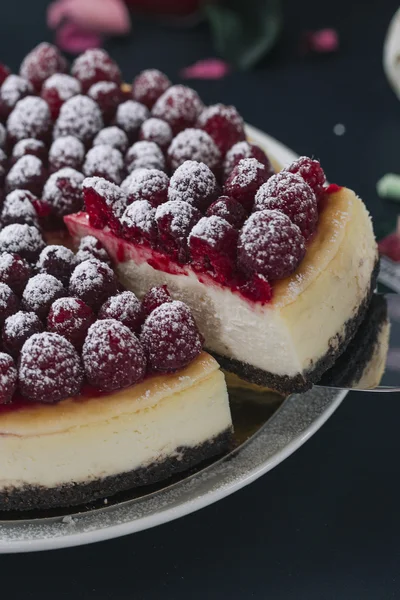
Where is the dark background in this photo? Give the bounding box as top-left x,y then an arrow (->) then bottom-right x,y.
1,1 -> 400,598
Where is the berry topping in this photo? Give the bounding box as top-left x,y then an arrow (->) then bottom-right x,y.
2,311 -> 43,358
0,353 -> 17,404
167,128 -> 221,172
71,49 -> 121,93
132,69 -> 171,109
125,140 -> 165,172
168,160 -> 219,211
0,64 -> 10,86
88,81 -> 121,123
0,252 -> 31,295
156,200 -> 201,262
0,223 -> 45,263
83,176 -> 127,232
141,285 -> 171,317
53,95 -> 103,146
206,196 -> 247,229
254,171 -> 318,240
76,235 -> 111,265
21,273 -> 65,319
12,139 -> 47,166
83,144 -> 124,185
47,297 -> 95,350
99,291 -> 143,332
83,319 -> 146,391
6,155 -> 46,196
121,168 -> 169,207
0,122 -> 5,149
120,200 -> 158,246
0,75 -> 33,121
19,42 -> 67,92
152,85 -> 203,134
1,189 -> 39,228
41,73 -> 81,119
223,158 -> 270,212
238,210 -> 306,280
115,100 -> 149,142
93,126 -> 128,153
189,216 -> 238,281
139,117 -> 173,151
69,258 -> 118,311
7,96 -> 51,144
42,167 -> 84,220
238,273 -> 273,305
141,300 -> 202,372
48,136 -> 85,173
197,104 -> 245,154
19,332 -> 84,403
223,141 -> 273,179
36,245 -> 76,285
285,156 -> 326,200
0,283 -> 19,325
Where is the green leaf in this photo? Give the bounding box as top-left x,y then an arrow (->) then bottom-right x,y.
204,0 -> 282,70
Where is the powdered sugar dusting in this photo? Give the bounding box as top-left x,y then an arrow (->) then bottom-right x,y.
189,215 -> 230,249
121,200 -> 156,236
3,310 -> 42,340
42,73 -> 81,100
0,75 -> 33,109
7,96 -> 51,142
156,200 -> 200,240
2,189 -> 38,227
83,144 -> 124,184
49,136 -> 85,170
83,176 -> 127,218
12,138 -> 46,161
126,140 -> 165,173
6,155 -> 44,193
21,273 -> 64,312
93,126 -> 128,153
0,224 -> 45,261
168,160 -> 217,209
139,118 -> 173,149
168,128 -> 220,171
42,168 -> 85,216
53,95 -> 103,144
228,158 -> 266,189
152,85 -> 203,133
115,100 -> 149,137
121,168 -> 168,205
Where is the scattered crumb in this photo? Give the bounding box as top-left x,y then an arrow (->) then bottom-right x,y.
61,515 -> 76,525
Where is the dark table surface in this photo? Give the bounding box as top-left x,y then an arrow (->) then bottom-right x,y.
1,0 -> 400,598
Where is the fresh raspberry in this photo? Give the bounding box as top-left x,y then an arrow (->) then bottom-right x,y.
21,273 -> 65,320
223,158 -> 270,212
0,252 -> 32,296
83,144 -> 124,185
76,235 -> 111,265
99,291 -> 143,333
197,104 -> 245,154
36,245 -> 76,285
168,160 -> 219,211
115,100 -> 149,142
0,224 -> 45,263
121,168 -> 169,207
83,319 -> 147,391
71,49 -> 121,93
238,210 -> 306,280
0,122 -> 5,150
254,171 -> 318,240
42,167 -> 84,220
0,75 -> 33,121
152,85 -> 203,134
0,283 -> 20,326
120,200 -> 158,247
19,332 -> 84,403
223,141 -> 273,179
93,126 -> 129,153
41,73 -> 81,120
48,136 -> 85,173
1,189 -> 39,228
0,148 -> 6,185
0,352 -> 17,404
69,258 -> 118,311
11,138 -> 47,166
87,81 -> 122,124
2,311 -> 44,358
167,128 -> 221,173
141,300 -> 202,372
6,155 -> 46,197
189,216 -> 238,281
19,43 -> 67,92
156,200 -> 201,263
125,140 -> 165,173
7,96 -> 52,145
237,273 -> 273,305
47,297 -> 95,350
53,95 -> 103,147
132,69 -> 171,109
206,196 -> 247,229
139,118 -> 173,151
83,176 -> 127,233
141,285 -> 172,317
285,156 -> 326,200
0,63 -> 10,86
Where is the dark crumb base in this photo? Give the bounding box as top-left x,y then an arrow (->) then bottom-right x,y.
0,428 -> 233,512
212,259 -> 379,395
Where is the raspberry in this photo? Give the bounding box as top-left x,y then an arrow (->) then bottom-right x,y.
93,126 -> 128,153
0,353 -> 17,404
132,69 -> 171,109
83,144 -> 124,185
48,136 -> 85,173
6,155 -> 46,197
83,319 -> 146,391
76,235 -> 111,265
21,273 -> 65,320
197,104 -> 245,154
168,160 -> 219,211
36,245 -> 76,285
71,49 -> 121,93
2,311 -> 44,358
285,156 -> 326,200
0,123 -> 5,149
156,200 -> 201,262
0,283 -> 19,326
83,176 -> 127,233
223,158 -> 270,212
53,95 -> 103,147
19,332 -> 84,403
238,210 -> 306,280
0,148 -> 6,185
7,96 -> 52,145
167,128 -> 221,173
42,167 -> 85,220
141,300 -> 202,372
206,196 -> 247,229
141,285 -> 171,317
69,258 -> 118,311
99,291 -> 143,332
0,252 -> 32,296
152,85 -> 203,134
238,273 -> 273,305
1,189 -> 39,228
47,297 -> 95,350
88,81 -> 122,123
0,64 -> 10,86
0,75 -> 33,121
0,224 -> 45,263
125,140 -> 165,173
223,141 -> 273,179
139,118 -> 173,151
19,43 -> 67,92
12,138 -> 47,165
189,216 -> 238,281
120,200 -> 158,247
115,100 -> 149,142
121,168 -> 169,207
41,73 -> 81,120
254,171 -> 318,240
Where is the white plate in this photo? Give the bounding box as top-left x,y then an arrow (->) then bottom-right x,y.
0,128 -> 346,553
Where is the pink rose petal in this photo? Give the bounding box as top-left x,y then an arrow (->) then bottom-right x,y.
301,29 -> 339,54
180,58 -> 231,80
56,22 -> 103,53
